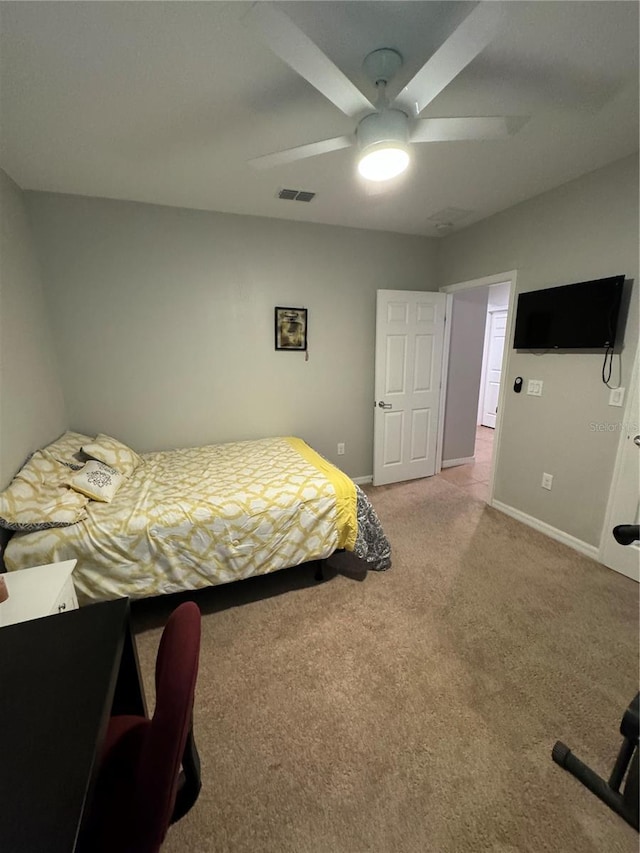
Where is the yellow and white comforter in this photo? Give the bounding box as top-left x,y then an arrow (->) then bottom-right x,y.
5,437 -> 358,603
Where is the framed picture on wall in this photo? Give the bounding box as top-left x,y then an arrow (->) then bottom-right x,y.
275,307 -> 308,351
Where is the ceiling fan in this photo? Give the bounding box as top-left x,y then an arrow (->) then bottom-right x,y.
246,2 -> 528,182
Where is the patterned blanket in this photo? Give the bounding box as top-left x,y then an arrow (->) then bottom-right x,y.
6,436 -> 391,602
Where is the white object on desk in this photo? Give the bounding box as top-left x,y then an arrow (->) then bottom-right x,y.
0,560 -> 78,627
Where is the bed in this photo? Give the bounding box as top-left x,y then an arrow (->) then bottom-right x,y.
2,432 -> 391,604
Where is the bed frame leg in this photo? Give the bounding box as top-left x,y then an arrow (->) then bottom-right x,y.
314,560 -> 327,582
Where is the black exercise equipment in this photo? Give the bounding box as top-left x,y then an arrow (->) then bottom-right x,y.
552,523 -> 639,831
553,695 -> 639,831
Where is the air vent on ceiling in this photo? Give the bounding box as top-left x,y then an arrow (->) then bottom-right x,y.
278,188 -> 316,202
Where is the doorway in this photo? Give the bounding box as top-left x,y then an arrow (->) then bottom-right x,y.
439,424 -> 496,501
599,347 -> 639,582
436,271 -> 517,504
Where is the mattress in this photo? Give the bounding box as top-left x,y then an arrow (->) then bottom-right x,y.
5,436 -> 390,602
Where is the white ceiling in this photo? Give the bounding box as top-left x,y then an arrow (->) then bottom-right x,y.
1,1 -> 638,237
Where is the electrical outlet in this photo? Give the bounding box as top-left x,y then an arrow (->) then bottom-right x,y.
337,443 -> 345,456
609,387 -> 625,407
527,379 -> 543,397
541,473 -> 553,490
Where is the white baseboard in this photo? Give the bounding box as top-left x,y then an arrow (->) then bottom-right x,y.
442,456 -> 475,469
491,500 -> 600,560
352,475 -> 373,485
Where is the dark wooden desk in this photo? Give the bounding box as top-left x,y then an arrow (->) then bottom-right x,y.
0,598 -> 146,853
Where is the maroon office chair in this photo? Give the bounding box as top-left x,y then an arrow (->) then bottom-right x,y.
85,601 -> 202,853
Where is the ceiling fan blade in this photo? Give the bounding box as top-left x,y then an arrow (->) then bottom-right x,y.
410,116 -> 528,143
395,3 -> 503,117
247,3 -> 374,118
248,135 -> 353,170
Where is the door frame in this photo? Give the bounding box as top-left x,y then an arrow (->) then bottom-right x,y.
598,342 -> 639,573
437,270 -> 518,504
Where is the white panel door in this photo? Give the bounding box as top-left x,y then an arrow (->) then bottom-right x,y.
373,290 -> 446,486
601,354 -> 640,582
481,310 -> 507,429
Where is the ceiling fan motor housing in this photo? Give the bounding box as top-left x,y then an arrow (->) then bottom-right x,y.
357,109 -> 409,152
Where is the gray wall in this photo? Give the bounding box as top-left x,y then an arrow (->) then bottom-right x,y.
0,170 -> 67,489
438,155 -> 639,547
26,193 -> 439,479
442,287 -> 488,462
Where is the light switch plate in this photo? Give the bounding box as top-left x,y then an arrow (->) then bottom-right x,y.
609,387 -> 625,407
527,379 -> 543,397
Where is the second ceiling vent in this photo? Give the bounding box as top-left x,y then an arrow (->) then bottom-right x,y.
278,188 -> 316,202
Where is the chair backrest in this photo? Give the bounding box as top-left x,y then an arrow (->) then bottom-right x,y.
83,601 -> 202,853
138,600 -> 202,849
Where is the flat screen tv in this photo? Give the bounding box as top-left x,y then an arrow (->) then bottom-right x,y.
513,275 -> 624,349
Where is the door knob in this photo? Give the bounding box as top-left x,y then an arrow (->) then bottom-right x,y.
634,435 -> 640,447
377,401 -> 392,409
613,524 -> 640,545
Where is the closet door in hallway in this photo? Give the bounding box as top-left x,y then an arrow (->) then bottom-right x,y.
480,309 -> 507,428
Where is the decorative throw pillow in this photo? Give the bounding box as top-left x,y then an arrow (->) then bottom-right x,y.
0,450 -> 89,531
81,434 -> 143,477
67,460 -> 124,503
43,431 -> 95,470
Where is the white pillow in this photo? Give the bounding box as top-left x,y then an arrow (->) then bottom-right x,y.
43,431 -> 94,470
67,460 -> 124,503
81,434 -> 143,477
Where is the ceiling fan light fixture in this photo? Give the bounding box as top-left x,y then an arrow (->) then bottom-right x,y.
356,109 -> 410,182
357,143 -> 410,182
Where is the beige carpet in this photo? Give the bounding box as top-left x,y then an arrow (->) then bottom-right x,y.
132,475 -> 639,853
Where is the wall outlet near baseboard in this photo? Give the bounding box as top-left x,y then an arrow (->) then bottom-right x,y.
541,472 -> 553,490
337,442 -> 345,455
527,379 -> 543,396
608,387 -> 625,407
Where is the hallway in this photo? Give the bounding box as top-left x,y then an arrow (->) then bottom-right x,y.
438,426 -> 495,502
